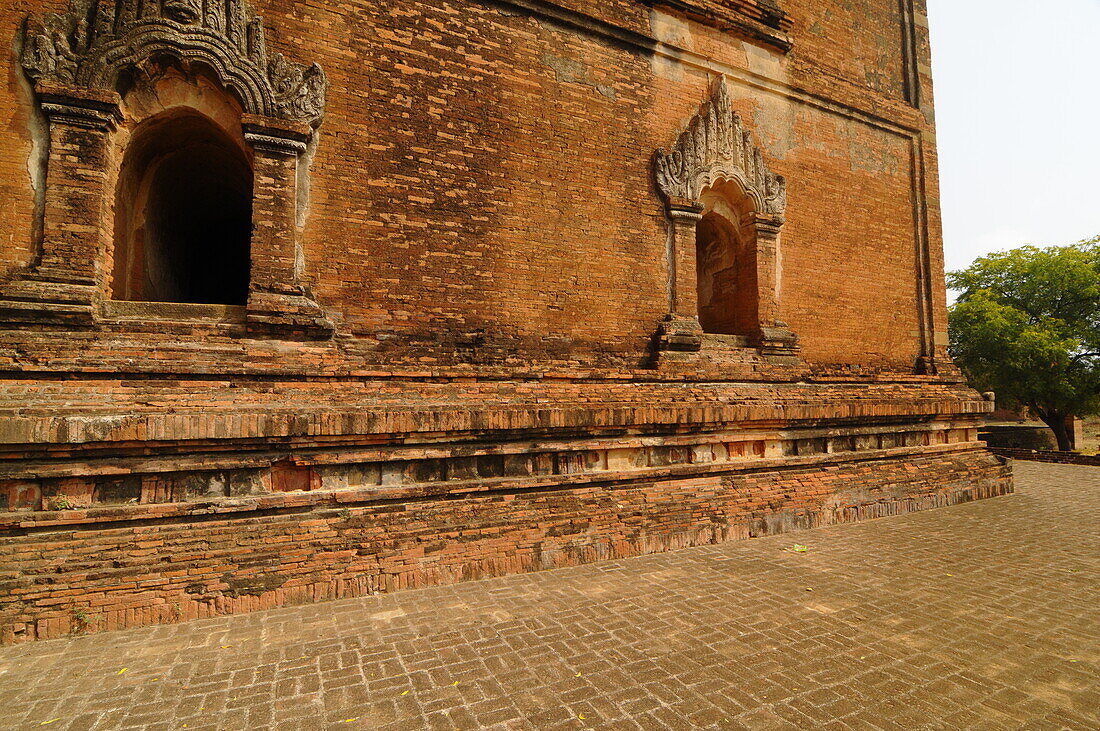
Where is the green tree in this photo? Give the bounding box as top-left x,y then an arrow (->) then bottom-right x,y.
948,238 -> 1100,451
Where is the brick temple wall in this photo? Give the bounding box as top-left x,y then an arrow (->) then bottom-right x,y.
0,0 -> 946,372
989,449 -> 1100,467
0,1 -> 1006,643
0,377 -> 1008,643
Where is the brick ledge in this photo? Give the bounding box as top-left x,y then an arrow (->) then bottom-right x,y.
1,443 -> 995,533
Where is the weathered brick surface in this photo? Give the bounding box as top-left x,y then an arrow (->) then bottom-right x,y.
0,0 -> 945,370
0,447 -> 1009,644
0,462 -> 1094,729
0,0 -> 1005,644
991,449 -> 1100,467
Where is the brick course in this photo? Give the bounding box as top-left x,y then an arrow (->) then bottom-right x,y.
1,446 -> 1009,644
990,448 -> 1100,467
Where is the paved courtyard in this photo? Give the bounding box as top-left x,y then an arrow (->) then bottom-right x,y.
0,461 -> 1097,730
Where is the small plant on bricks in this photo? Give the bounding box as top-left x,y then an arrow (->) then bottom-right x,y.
47,495 -> 74,511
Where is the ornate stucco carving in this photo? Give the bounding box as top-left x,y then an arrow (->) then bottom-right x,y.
19,0 -> 326,127
656,79 -> 786,218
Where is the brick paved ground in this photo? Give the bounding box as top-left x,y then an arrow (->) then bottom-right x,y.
0,461 -> 1096,730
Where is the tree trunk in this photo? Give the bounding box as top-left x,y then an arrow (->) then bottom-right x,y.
1035,408 -> 1074,451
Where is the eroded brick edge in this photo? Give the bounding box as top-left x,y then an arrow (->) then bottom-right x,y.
1,446 -> 1011,645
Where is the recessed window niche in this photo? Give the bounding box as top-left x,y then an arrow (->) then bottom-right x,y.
112,112 -> 253,305
654,78 -> 798,360
695,204 -> 757,338
2,0 -> 332,338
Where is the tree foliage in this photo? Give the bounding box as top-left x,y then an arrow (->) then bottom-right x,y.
947,238 -> 1100,450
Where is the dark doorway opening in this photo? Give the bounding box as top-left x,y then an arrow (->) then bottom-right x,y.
112,112 -> 252,305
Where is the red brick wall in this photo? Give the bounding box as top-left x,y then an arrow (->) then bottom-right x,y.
0,0 -> 945,373
0,1 -> 997,645
785,0 -> 909,101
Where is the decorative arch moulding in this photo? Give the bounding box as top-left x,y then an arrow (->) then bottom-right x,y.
653,77 -> 799,362
656,79 -> 787,221
19,0 -> 326,127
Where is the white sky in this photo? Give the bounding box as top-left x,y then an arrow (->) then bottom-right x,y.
927,0 -> 1100,274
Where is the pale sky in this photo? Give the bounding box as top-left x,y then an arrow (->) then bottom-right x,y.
927,0 -> 1100,274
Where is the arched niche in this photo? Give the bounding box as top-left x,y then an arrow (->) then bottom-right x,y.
1,0 -> 332,339
696,180 -> 759,338
111,110 -> 253,305
654,79 -> 797,356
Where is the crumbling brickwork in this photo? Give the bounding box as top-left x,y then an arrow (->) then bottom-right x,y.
3,446 -> 1010,644
0,0 -> 1007,642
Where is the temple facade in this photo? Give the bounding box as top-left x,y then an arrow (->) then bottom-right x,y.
0,0 -> 1010,643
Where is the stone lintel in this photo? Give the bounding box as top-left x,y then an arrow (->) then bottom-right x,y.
35,82 -> 122,129
242,114 -> 313,155
666,197 -> 705,218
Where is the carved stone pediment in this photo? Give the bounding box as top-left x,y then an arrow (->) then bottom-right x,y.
20,0 -> 326,126
655,79 -> 787,219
